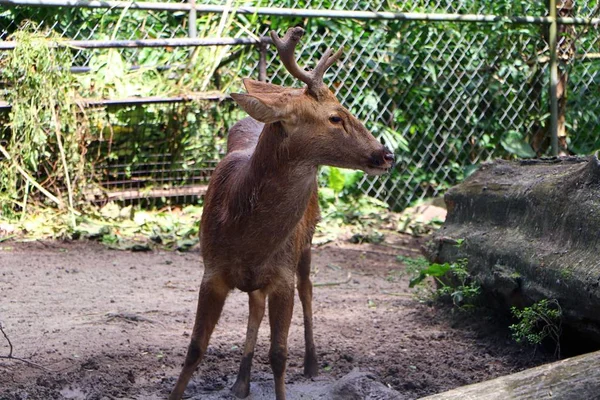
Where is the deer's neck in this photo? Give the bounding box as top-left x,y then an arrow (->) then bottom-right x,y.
219,122 -> 317,252
201,121 -> 318,274
245,122 -> 317,215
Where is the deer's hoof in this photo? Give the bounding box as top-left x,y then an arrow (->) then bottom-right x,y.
303,359 -> 319,378
231,379 -> 250,399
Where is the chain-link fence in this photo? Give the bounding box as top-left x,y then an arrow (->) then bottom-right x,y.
1,1 -> 599,210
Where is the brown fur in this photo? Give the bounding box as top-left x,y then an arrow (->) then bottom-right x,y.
170,29 -> 394,400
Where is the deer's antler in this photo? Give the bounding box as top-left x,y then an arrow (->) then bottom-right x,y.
270,27 -> 343,97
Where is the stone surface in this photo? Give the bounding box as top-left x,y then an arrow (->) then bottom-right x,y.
424,155 -> 600,341
331,369 -> 405,400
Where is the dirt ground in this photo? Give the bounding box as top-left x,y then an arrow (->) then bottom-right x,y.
0,235 -> 552,400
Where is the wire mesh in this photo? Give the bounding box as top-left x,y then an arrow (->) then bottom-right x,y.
84,101 -> 240,206
1,1 -> 599,211
565,24 -> 600,154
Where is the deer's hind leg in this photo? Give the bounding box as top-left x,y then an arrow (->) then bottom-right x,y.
169,275 -> 230,400
296,247 -> 318,377
231,289 -> 267,398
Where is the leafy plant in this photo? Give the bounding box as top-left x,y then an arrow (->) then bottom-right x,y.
397,255 -> 430,274
408,262 -> 451,288
0,24 -> 92,224
3,0 -> 599,237
408,257 -> 480,307
387,255 -> 430,282
501,130 -> 536,158
510,299 -> 562,356
318,166 -> 388,225
0,17 -> 243,231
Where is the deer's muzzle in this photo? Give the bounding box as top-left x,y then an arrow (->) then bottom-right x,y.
367,147 -> 395,174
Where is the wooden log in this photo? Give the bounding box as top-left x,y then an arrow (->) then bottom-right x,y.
421,350 -> 600,399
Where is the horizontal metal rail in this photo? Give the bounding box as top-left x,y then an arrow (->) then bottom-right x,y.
86,184 -> 209,202
2,0 -> 600,25
69,64 -> 181,73
0,36 -> 270,50
0,92 -> 229,110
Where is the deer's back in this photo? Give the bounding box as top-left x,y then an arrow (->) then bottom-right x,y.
226,117 -> 264,154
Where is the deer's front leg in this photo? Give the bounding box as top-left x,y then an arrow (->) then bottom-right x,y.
231,289 -> 267,398
169,275 -> 229,400
268,280 -> 294,400
296,247 -> 318,377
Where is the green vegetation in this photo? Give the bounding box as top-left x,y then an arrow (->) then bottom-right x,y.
0,25 -> 93,227
402,238 -> 480,307
319,166 -> 388,224
510,299 -> 562,355
402,249 -> 563,353
408,257 -> 481,307
0,22 -> 237,236
392,255 -> 430,282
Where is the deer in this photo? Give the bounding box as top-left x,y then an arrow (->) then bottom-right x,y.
169,27 -> 394,400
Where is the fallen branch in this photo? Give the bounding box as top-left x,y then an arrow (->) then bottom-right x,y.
0,321 -> 12,358
105,312 -> 163,327
0,235 -> 15,243
381,291 -> 413,297
377,242 -> 423,254
0,322 -> 49,371
314,272 -> 352,287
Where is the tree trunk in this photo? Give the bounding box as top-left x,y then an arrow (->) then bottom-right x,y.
421,350 -> 600,400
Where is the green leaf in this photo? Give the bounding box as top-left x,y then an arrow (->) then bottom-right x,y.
328,167 -> 345,194
319,187 -> 336,204
501,131 -> 536,158
339,169 -> 363,190
381,126 -> 410,153
408,262 -> 452,288
409,272 -> 428,288
424,263 -> 452,277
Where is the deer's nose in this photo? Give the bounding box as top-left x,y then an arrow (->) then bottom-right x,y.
369,147 -> 395,168
384,150 -> 395,163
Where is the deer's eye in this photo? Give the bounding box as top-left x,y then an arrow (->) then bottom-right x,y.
329,116 -> 342,124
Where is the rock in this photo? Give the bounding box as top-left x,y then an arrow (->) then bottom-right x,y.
424,155 -> 600,342
331,369 -> 405,400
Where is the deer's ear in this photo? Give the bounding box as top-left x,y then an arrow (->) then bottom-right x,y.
242,78 -> 288,95
230,93 -> 284,124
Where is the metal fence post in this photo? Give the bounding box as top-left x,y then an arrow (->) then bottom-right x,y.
188,0 -> 197,39
549,0 -> 559,156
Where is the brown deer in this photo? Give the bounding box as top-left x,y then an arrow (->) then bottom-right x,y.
169,27 -> 394,400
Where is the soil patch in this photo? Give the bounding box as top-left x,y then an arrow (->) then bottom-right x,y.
0,237 -> 552,399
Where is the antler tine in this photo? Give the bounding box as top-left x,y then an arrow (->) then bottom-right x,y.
270,27 -> 312,86
312,47 -> 344,87
270,27 -> 343,96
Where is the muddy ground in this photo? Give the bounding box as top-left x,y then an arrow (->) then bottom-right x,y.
0,236 -> 552,400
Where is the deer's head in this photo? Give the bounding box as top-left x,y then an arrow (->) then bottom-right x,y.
231,27 -> 394,176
